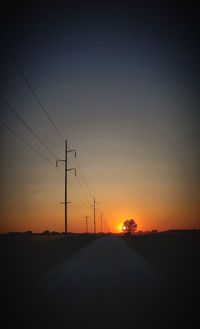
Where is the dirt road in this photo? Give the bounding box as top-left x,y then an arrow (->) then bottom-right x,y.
41,235 -> 159,304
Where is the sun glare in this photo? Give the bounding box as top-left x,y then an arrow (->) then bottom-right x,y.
117,223 -> 124,232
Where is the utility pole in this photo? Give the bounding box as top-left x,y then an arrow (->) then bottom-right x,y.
93,197 -> 96,233
101,212 -> 103,233
56,140 -> 76,234
84,216 -> 89,233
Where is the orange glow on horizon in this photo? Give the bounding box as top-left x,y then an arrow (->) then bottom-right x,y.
0,196 -> 200,234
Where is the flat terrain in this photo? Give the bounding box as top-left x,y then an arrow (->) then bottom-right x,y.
41,235 -> 159,303
0,231 -> 199,328
125,231 -> 200,326
0,233 -> 97,326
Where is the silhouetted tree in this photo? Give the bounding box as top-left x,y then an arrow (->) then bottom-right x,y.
42,230 -> 50,235
122,219 -> 137,235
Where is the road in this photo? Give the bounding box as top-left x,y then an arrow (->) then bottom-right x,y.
40,235 -> 159,305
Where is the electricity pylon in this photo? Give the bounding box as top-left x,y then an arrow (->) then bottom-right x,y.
56,139 -> 76,233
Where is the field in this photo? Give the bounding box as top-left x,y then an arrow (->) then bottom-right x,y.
0,231 -> 199,328
124,230 -> 200,326
0,233 -> 97,326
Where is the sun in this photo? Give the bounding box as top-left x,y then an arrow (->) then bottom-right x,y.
117,223 -> 125,233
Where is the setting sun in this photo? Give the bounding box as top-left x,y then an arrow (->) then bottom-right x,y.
117,223 -> 124,232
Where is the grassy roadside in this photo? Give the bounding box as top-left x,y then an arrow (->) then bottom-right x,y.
123,231 -> 200,276
0,234 -> 98,309
123,231 -> 200,325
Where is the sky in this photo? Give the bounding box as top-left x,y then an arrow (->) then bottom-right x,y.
0,1 -> 199,233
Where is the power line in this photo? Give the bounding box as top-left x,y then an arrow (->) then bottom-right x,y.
74,156 -> 93,199
68,182 -> 91,209
0,119 -> 54,166
56,140 -> 77,233
60,159 -> 92,207
75,174 -> 92,205
4,44 -> 95,209
56,166 -> 65,180
65,142 -> 93,203
57,144 -> 91,209
0,95 -> 59,160
3,44 -> 96,217
0,160 -> 60,202
4,43 -> 65,142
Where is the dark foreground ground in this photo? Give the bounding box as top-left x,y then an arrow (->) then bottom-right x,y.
0,233 -> 97,327
0,231 -> 199,328
124,231 -> 200,327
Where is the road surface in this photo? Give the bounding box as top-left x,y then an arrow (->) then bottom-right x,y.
40,235 -> 159,305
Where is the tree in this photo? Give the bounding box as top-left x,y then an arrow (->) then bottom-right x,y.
122,219 -> 137,235
42,230 -> 50,235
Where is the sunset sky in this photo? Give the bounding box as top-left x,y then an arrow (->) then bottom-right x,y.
0,2 -> 199,233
